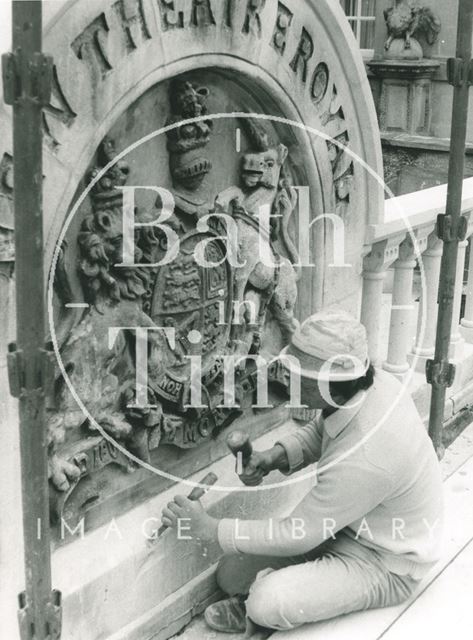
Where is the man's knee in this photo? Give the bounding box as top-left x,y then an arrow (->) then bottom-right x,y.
246,571 -> 293,631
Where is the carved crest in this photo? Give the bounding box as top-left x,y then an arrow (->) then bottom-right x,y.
151,229 -> 232,372
49,75 -> 303,532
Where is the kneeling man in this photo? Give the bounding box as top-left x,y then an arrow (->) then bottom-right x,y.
162,310 -> 443,635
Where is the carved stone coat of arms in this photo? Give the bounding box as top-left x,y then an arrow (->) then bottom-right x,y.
48,74 -> 304,530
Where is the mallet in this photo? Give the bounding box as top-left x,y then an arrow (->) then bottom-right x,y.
226,430 -> 253,474
154,471 -> 218,540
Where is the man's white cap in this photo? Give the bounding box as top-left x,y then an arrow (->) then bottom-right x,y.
280,308 -> 370,381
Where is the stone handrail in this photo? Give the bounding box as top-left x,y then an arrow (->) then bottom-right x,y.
367,177 -> 473,243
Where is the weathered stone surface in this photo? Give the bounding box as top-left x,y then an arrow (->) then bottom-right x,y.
0,1 -> 383,638
1,0 -> 383,536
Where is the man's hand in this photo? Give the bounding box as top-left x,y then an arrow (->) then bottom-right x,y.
161,496 -> 219,544
238,451 -> 273,486
238,445 -> 289,486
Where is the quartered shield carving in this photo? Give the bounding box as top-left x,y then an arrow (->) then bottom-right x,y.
151,230 -> 232,370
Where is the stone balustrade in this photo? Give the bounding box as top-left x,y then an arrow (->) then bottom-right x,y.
361,177 -> 473,388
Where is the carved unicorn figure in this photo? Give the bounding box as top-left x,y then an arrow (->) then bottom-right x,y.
215,119 -> 301,353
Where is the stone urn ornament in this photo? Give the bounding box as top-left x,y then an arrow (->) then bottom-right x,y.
383,0 -> 441,60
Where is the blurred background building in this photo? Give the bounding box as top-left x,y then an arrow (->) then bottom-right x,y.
340,0 -> 473,196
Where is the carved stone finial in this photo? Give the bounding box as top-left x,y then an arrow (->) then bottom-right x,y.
383,0 -> 441,60
166,78 -> 213,190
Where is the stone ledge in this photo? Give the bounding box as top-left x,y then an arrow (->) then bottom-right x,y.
107,565 -> 221,640
368,58 -> 440,80
381,132 -> 473,155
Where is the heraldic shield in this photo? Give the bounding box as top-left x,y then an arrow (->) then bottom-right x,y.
149,228 -> 234,409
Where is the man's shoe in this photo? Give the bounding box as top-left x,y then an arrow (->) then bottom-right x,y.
204,596 -> 247,633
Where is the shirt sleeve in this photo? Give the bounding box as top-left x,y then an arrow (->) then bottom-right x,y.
274,416 -> 324,473
218,453 -> 393,556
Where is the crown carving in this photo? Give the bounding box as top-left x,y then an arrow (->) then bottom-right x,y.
88,136 -> 130,210
166,79 -> 213,155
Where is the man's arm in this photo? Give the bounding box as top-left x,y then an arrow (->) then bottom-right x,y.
218,455 -> 393,556
240,416 -> 324,485
161,419 -> 326,542
275,415 -> 324,472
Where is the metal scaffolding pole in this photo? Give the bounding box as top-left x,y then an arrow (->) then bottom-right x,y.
427,0 -> 473,456
2,1 -> 61,638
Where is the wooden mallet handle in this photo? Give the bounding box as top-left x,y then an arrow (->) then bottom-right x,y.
155,472 -> 218,539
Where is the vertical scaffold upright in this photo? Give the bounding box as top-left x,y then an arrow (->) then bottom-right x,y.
2,1 -> 62,638
427,0 -> 473,456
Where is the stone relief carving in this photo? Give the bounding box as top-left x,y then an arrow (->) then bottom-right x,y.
383,0 -> 441,60
166,78 -> 214,217
42,65 -> 78,150
320,86 -> 354,205
1,56 -> 353,530
241,0 -> 266,37
0,0 -> 374,542
215,117 -> 300,350
49,135 -> 168,494
271,2 -> 293,55
48,77 -> 304,526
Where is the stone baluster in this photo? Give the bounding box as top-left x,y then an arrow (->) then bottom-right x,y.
411,232 -> 443,368
0,158 -> 15,366
0,218 -> 15,366
361,237 -> 404,366
0,261 -> 14,360
449,237 -> 468,359
383,234 -> 421,378
461,235 -> 473,343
